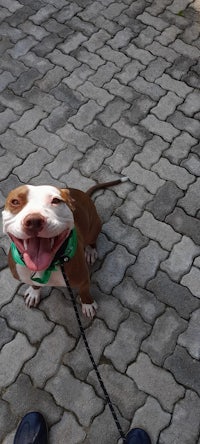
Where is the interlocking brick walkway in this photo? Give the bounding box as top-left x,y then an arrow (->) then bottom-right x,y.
0,0 -> 200,443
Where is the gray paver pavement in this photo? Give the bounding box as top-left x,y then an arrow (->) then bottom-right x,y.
0,0 -> 200,443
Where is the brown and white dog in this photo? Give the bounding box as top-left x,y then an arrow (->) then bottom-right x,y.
2,178 -> 127,318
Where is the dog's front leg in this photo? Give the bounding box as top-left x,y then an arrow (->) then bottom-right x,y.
24,285 -> 41,308
79,282 -> 98,318
65,243 -> 98,318
72,278 -> 98,318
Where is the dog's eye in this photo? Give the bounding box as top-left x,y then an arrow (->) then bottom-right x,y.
51,197 -> 63,205
11,199 -> 20,206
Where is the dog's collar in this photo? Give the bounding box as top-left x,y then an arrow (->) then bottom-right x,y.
10,228 -> 77,285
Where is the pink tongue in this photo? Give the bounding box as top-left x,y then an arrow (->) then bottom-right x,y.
23,237 -> 53,271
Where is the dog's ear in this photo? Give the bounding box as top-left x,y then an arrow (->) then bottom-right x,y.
60,189 -> 75,211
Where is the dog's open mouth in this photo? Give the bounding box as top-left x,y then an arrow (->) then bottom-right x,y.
9,229 -> 70,271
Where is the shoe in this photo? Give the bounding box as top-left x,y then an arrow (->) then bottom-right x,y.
125,428 -> 152,444
14,412 -> 48,444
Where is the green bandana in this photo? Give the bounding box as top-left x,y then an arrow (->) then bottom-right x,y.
10,228 -> 77,285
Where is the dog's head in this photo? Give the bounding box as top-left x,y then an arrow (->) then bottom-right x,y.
2,185 -> 75,272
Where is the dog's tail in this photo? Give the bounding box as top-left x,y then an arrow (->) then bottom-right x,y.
86,177 -> 128,197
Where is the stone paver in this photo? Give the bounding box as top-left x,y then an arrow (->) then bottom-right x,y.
134,135 -> 169,169
0,317 -> 15,350
148,270 -> 199,319
102,215 -> 148,255
98,98 -> 130,127
57,123 -> 95,152
1,294 -> 54,343
131,240 -> 168,287
166,207 -> 200,245
134,211 -> 181,250
0,268 -> 20,307
10,106 -> 47,136
27,125 -> 65,155
0,399 -> 17,443
113,277 -> 165,325
0,333 -> 35,388
181,266 -> 200,298
127,353 -> 184,412
0,130 -> 37,159
0,109 -> 19,134
125,94 -> 156,127
112,118 -> 149,146
155,73 -> 192,97
84,405 -> 129,444
178,308 -> 200,360
164,131 -> 197,164
141,114 -> 180,142
179,177 -> 200,216
104,313 -> 151,373
152,157 -> 194,190
129,396 -> 170,444
168,110 -> 200,139
123,161 -> 165,194
46,365 -> 104,426
165,345 -> 200,396
130,77 -> 166,102
146,181 -> 183,221
88,364 -> 146,421
151,91 -> 183,120
116,185 -> 152,223
50,412 -> 86,444
45,146 -> 82,178
40,288 -> 90,339
1,0 -> 200,442
66,319 -> 114,379
94,244 -> 136,294
182,153 -> 200,176
68,100 -> 103,130
142,308 -> 187,365
160,235 -> 200,281
13,147 -> 53,182
160,390 -> 200,444
24,325 -> 75,387
3,373 -> 62,425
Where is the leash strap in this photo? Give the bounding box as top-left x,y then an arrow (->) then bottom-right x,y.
60,262 -> 126,442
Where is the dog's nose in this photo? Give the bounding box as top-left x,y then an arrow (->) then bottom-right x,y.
23,214 -> 46,234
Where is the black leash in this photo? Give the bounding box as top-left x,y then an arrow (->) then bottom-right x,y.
60,262 -> 126,442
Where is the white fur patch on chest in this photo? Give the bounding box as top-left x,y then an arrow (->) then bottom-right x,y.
16,264 -> 66,287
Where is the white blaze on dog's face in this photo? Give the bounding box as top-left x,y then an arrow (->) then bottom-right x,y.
2,185 -> 74,272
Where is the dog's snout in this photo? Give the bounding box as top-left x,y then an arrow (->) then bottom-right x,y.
23,213 -> 46,234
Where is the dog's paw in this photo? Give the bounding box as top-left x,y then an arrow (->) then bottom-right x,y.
24,286 -> 41,308
85,245 -> 98,266
82,301 -> 98,318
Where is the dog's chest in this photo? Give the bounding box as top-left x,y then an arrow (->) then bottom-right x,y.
16,264 -> 66,287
